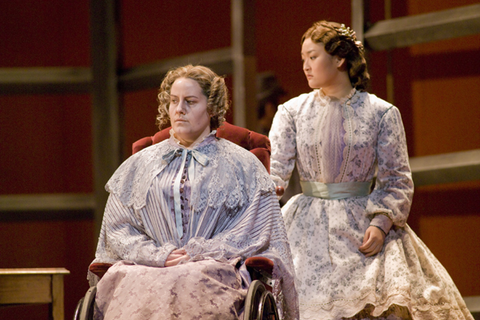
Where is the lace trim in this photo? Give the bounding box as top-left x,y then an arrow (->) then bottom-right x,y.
316,87 -> 356,105
191,141 -> 274,213
272,254 -> 299,320
169,129 -> 217,149
314,88 -> 359,184
313,95 -> 325,178
300,287 -> 472,320
338,88 -> 359,183
106,137 -> 274,212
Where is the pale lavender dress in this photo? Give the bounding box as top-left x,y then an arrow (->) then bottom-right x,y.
89,133 -> 299,320
269,89 -> 473,320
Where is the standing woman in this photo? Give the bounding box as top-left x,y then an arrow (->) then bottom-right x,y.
269,20 -> 473,320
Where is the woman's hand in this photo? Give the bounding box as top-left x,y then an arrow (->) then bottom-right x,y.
165,248 -> 190,267
359,226 -> 385,257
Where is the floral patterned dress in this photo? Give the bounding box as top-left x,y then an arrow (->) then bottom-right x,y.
269,89 -> 473,320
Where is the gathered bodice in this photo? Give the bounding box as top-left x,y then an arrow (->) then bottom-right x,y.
270,89 -> 401,185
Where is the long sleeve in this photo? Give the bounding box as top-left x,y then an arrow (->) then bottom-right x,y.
93,193 -> 177,267
365,106 -> 414,227
269,103 -> 297,191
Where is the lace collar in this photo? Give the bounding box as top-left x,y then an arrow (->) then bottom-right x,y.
169,129 -> 217,150
316,87 -> 357,106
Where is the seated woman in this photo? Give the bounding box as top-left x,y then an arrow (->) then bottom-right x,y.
89,65 -> 298,320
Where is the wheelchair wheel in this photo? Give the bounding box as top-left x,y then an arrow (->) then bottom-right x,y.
258,290 -> 279,320
244,280 -> 279,320
76,286 -> 96,320
73,297 -> 84,320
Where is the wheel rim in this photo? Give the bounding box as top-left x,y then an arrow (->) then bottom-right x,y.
244,280 -> 266,320
79,286 -> 97,320
73,297 -> 84,320
258,291 -> 279,320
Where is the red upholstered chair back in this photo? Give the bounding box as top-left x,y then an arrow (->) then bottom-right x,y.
132,122 -> 271,173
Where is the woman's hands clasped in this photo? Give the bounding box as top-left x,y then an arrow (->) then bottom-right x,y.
165,248 -> 190,267
359,226 -> 386,257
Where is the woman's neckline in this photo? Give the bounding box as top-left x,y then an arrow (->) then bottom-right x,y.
317,87 -> 356,105
169,130 -> 217,150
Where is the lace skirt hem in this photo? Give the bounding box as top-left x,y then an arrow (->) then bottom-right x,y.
299,291 -> 473,320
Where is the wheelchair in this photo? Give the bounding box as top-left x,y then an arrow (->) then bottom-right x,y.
74,122 -> 283,320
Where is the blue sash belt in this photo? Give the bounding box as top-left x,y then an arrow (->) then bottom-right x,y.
300,181 -> 372,200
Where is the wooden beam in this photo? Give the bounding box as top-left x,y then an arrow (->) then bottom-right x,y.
0,67 -> 91,95
0,194 -> 95,212
410,149 -> 480,187
231,0 -> 257,130
364,3 -> 480,51
118,48 -> 233,92
351,0 -> 365,42
90,0 -> 122,235
464,296 -> 480,314
0,48 -> 233,94
0,48 -> 234,94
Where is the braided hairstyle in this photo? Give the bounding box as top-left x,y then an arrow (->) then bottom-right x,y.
301,20 -> 370,91
156,65 -> 230,130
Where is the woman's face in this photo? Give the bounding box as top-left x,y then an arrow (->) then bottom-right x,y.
169,77 -> 211,147
301,38 -> 343,89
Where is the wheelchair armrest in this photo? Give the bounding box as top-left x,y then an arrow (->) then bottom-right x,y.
245,256 -> 273,274
89,263 -> 113,279
245,256 -> 274,291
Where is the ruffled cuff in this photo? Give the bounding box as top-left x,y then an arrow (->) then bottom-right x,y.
370,214 -> 393,235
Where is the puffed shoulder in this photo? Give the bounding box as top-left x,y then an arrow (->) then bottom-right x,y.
279,92 -> 315,115
105,139 -> 177,209
365,93 -> 395,115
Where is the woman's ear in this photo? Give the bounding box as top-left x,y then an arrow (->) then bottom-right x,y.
336,56 -> 346,69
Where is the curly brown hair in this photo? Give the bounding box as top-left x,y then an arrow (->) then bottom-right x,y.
301,20 -> 370,91
156,65 -> 230,131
